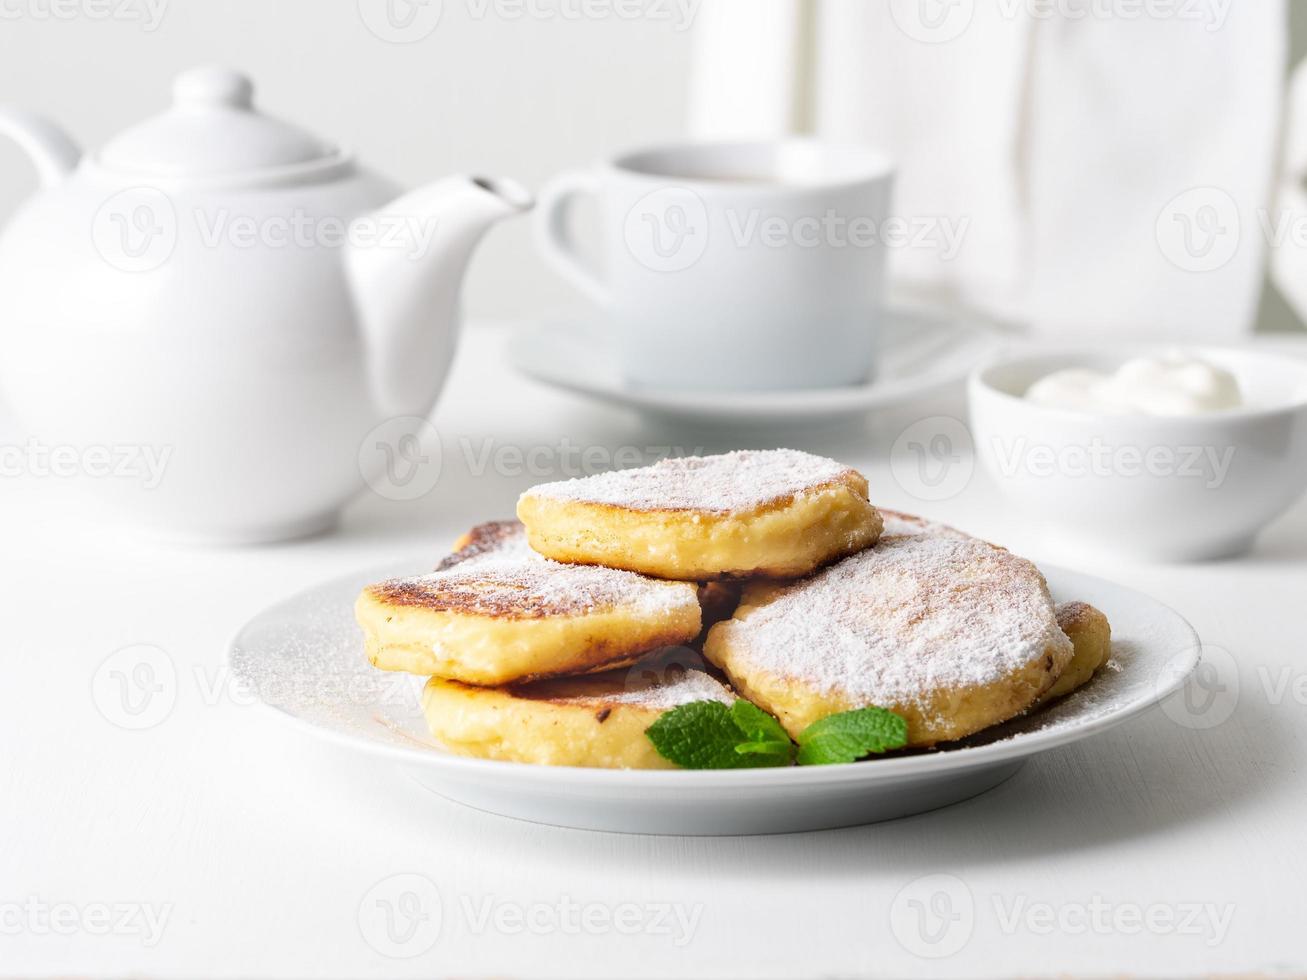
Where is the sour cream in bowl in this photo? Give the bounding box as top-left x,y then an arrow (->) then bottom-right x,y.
968,346 -> 1307,562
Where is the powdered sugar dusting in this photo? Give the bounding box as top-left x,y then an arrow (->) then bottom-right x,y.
524,449 -> 858,513
585,669 -> 734,710
371,553 -> 697,620
877,510 -> 968,539
720,521 -> 1071,706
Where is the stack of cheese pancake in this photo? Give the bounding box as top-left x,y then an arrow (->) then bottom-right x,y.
355,449 -> 1112,769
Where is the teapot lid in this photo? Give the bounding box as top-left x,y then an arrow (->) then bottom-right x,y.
97,67 -> 338,177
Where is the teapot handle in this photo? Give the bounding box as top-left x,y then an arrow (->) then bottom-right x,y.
0,109 -> 81,186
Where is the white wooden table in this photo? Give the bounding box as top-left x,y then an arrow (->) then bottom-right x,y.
3,325 -> 1305,978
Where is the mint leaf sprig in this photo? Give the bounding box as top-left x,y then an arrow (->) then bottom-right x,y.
646,700 -> 793,769
645,700 -> 907,770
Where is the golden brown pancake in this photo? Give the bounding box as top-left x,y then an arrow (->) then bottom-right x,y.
517,449 -> 883,580
704,511 -> 1074,747
1038,601 -> 1112,704
421,649 -> 735,768
357,549 -> 701,686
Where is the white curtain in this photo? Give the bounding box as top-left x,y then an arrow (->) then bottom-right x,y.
688,0 -> 1288,341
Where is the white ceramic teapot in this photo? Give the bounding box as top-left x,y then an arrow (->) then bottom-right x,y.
0,67 -> 530,543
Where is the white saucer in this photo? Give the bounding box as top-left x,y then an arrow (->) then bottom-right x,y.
507,308 -> 1007,425
229,562 -> 1199,836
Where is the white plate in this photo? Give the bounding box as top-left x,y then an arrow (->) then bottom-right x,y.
507,308 -> 1007,425
229,563 -> 1199,836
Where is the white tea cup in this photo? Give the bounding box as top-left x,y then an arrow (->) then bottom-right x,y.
535,140 -> 895,391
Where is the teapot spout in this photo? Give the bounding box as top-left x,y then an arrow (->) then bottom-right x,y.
346,174 -> 532,417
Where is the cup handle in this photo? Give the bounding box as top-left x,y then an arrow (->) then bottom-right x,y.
535,170 -> 608,305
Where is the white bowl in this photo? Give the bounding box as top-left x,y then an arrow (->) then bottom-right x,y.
968,346 -> 1307,561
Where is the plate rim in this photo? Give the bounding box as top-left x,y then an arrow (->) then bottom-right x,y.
228,561 -> 1201,788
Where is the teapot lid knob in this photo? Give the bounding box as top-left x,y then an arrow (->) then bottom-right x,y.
97,66 -> 337,178
173,67 -> 254,110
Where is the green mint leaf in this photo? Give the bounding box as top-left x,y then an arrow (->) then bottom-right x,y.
795,706 -> 909,766
733,740 -> 794,766
730,699 -> 793,750
646,699 -> 794,769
